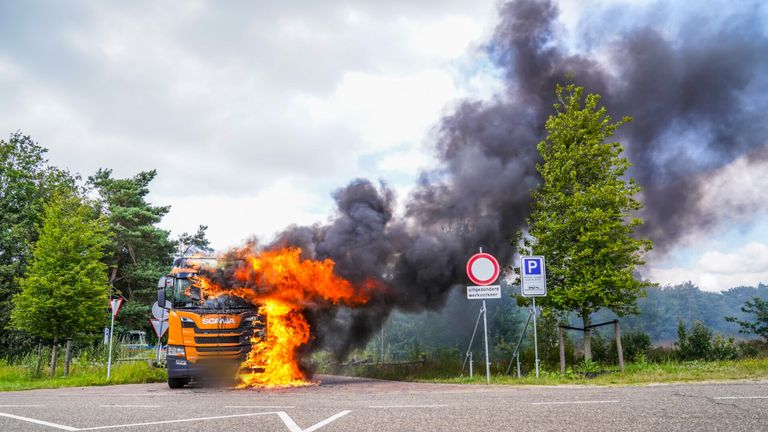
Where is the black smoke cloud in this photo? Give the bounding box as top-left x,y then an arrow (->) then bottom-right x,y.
230,0 -> 768,359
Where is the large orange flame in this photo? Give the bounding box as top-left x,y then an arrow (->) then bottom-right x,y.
193,247 -> 374,388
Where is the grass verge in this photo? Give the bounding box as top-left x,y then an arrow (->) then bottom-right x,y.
343,358 -> 768,386
0,361 -> 167,391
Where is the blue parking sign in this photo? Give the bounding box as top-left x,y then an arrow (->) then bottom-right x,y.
520,255 -> 546,297
523,258 -> 542,275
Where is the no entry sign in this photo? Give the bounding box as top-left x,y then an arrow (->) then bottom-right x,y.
466,252 -> 500,286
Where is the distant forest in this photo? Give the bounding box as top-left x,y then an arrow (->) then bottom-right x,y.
370,282 -> 768,361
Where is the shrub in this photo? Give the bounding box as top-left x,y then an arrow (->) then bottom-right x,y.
676,320 -> 712,361
622,329 -> 651,362
710,335 -> 738,361
676,320 -> 739,361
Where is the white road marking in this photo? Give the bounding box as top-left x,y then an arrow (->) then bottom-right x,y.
531,400 -> 619,405
98,405 -> 159,408
277,410 -> 351,432
0,405 -> 44,407
0,409 -> 352,431
77,411 -> 280,430
368,404 -> 448,408
0,412 -> 79,431
225,405 -> 295,409
713,396 -> 768,400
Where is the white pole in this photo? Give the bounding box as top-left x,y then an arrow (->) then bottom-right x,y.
532,297 -> 540,379
156,308 -> 165,362
482,299 -> 491,384
107,307 -> 115,380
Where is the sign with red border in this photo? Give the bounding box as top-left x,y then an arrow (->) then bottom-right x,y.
466,252 -> 500,286
109,298 -> 123,318
150,318 -> 169,338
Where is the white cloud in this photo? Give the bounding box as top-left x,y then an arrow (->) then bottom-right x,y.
0,1 -> 498,248
647,242 -> 768,292
154,180 -> 333,250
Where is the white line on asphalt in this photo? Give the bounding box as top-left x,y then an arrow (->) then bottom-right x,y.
368,404 -> 448,408
713,396 -> 768,400
0,409 -> 353,431
277,410 -> 351,432
0,405 -> 44,407
99,405 -> 159,408
225,405 -> 295,409
531,400 -> 619,405
77,411 -> 281,430
0,412 -> 79,431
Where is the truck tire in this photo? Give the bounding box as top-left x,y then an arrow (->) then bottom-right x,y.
168,378 -> 188,389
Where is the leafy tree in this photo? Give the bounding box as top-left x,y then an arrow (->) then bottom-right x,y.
0,132 -> 74,355
517,84 -> 654,360
726,297 -> 768,342
10,193 -> 110,374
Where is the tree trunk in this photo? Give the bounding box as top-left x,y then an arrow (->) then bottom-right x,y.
49,336 -> 59,376
64,338 -> 73,376
558,325 -> 566,374
582,309 -> 592,361
109,266 -> 118,287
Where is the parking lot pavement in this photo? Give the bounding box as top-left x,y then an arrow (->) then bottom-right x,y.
0,375 -> 767,431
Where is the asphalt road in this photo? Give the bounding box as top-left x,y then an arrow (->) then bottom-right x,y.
0,375 -> 767,431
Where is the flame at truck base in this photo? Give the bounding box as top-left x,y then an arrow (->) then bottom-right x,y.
192,247 -> 375,388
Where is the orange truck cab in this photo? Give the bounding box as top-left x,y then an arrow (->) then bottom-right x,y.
156,256 -> 265,388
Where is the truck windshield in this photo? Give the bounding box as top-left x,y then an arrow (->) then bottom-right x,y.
173,278 -> 252,310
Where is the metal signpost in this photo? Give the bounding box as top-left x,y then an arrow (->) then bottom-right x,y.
520,256 -> 546,378
106,298 -> 123,380
464,248 -> 500,384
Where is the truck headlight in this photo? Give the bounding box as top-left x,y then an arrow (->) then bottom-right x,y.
167,345 -> 186,357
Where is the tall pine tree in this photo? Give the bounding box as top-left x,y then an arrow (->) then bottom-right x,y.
88,169 -> 174,331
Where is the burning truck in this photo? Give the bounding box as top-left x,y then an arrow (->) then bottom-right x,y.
157,248 -> 374,389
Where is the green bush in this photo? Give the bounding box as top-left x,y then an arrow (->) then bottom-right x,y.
676,320 -> 739,361
623,329 -> 652,362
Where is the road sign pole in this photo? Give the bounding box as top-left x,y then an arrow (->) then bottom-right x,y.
482,300 -> 490,384
532,297 -> 540,379
107,308 -> 115,380
156,308 -> 165,361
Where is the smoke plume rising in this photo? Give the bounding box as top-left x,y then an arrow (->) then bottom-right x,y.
224,0 -> 768,359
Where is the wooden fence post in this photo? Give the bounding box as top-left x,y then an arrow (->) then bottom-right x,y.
558,325 -> 566,374
64,338 -> 73,376
614,320 -> 624,372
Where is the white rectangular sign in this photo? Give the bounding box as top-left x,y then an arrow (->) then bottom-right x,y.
467,285 -> 501,300
521,256 -> 547,297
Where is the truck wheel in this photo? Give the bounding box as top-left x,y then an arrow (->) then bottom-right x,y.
168,378 -> 188,389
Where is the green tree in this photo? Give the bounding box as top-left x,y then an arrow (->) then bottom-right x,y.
87,169 -> 175,331
10,193 -> 110,375
517,84 -> 653,360
176,224 -> 214,255
726,297 -> 768,342
0,132 -> 74,355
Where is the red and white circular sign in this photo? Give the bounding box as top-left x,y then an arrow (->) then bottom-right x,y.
466,252 -> 500,286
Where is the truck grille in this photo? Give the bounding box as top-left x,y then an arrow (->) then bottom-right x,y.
195,345 -> 251,355
182,317 -> 265,358
194,335 -> 244,345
